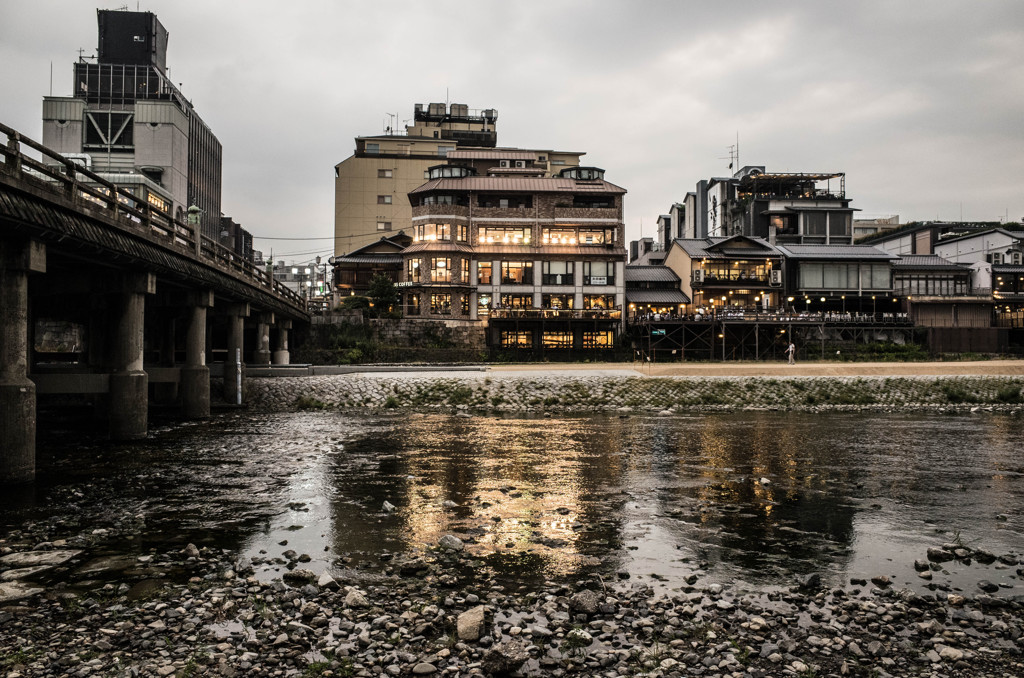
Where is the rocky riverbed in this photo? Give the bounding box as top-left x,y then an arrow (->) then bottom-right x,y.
243,374 -> 1024,415
2,533 -> 1023,678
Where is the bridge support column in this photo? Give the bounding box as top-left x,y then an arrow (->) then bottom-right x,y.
109,272 -> 155,440
0,240 -> 45,484
272,319 -> 292,365
254,312 -> 274,366
180,291 -> 213,419
224,303 -> 249,405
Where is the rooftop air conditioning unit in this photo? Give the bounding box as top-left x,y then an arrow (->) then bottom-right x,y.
693,269 -> 704,283
515,160 -> 525,168
770,269 -> 782,286
500,160 -> 509,168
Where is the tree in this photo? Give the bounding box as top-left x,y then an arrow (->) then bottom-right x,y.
367,273 -> 399,317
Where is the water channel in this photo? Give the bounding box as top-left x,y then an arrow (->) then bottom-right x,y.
5,410 -> 1023,596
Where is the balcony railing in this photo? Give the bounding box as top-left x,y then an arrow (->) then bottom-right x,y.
693,272 -> 774,286
490,308 -> 622,320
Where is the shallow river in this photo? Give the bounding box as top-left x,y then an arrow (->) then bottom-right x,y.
5,410 -> 1023,595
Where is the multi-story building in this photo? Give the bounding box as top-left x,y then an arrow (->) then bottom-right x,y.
682,167 -> 855,244
333,103 -> 499,254
41,9 -> 223,238
401,159 -> 627,351
665,236 -> 785,312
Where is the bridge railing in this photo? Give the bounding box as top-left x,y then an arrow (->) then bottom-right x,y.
0,122 -> 305,312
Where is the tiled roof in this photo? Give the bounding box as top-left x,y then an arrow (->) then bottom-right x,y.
775,244 -> 897,260
410,177 -> 626,195
673,236 -> 782,259
625,266 -> 680,283
404,242 -> 475,254
334,254 -> 402,265
994,265 -> 1024,273
626,290 -> 691,304
891,255 -> 965,270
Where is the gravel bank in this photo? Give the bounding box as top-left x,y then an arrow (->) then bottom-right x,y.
244,374 -> 1024,415
2,537 -> 1023,677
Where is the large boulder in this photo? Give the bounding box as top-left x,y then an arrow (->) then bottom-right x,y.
482,638 -> 531,676
457,605 -> 486,641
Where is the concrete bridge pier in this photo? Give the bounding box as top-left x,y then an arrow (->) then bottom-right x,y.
224,303 -> 249,405
108,272 -> 155,440
0,239 -> 45,483
254,312 -> 274,366
272,319 -> 292,365
180,290 -> 213,419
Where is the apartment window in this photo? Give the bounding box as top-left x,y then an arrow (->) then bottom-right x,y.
430,258 -> 451,282
828,213 -> 851,237
377,169 -> 393,178
461,258 -> 469,283
376,221 -> 392,231
461,293 -> 470,314
414,223 -> 450,242
431,293 -> 452,314
583,294 -> 615,310
572,195 -> 614,209
542,228 -> 577,245
542,261 -> 574,285
438,145 -> 455,157
419,194 -> 468,206
542,332 -> 573,349
542,294 -> 574,310
583,261 -> 615,285
989,253 -> 1003,265
578,228 -> 615,245
501,261 -> 533,285
478,261 -> 493,285
478,195 -> 532,208
500,294 -> 533,309
456,224 -> 468,242
479,226 -> 530,245
406,293 -> 419,315
583,331 -> 615,348
804,212 -> 826,237
407,258 -> 421,283
365,143 -> 380,155
377,195 -> 392,205
500,331 -> 533,348
860,264 -> 891,290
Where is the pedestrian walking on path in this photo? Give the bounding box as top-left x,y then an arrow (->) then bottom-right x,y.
786,342 -> 796,365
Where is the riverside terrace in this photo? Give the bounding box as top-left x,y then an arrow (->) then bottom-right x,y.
630,309 -> 915,362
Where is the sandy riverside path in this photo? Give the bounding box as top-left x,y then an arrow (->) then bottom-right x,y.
487,360 -> 1024,378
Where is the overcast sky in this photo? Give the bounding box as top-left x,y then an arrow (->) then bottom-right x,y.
2,1 -> 1022,265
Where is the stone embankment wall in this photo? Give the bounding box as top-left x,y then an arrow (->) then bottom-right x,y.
246,374 -> 1024,413
368,318 -> 485,348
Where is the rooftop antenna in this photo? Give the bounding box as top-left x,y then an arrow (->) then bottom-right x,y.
720,133 -> 740,173
384,112 -> 396,135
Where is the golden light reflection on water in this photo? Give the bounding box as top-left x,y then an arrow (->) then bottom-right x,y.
356,415 -> 627,577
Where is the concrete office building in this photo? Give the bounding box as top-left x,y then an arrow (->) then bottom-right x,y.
41,9 -> 223,239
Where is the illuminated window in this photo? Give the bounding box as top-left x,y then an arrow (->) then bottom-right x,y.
461,258 -> 469,283
500,331 -> 533,347
578,228 -> 615,245
430,293 -> 452,314
583,331 -> 614,348
456,224 -> 468,242
478,261 -> 492,285
414,223 -> 450,242
542,294 -> 574,309
406,293 -> 419,315
430,258 -> 451,282
542,331 -> 573,348
499,294 -> 533,308
479,226 -> 530,245
407,259 -> 421,282
501,261 -> 533,285
542,228 -> 577,245
583,294 -> 615,310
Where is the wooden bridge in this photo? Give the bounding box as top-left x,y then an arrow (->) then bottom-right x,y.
0,123 -> 309,483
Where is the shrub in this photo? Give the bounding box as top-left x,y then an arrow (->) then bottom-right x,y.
996,384 -> 1022,403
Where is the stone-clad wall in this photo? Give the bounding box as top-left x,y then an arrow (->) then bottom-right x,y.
246,373 -> 1024,414
368,319 -> 485,348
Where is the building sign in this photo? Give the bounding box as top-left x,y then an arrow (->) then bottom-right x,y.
590,276 -> 607,285
651,329 -> 666,336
